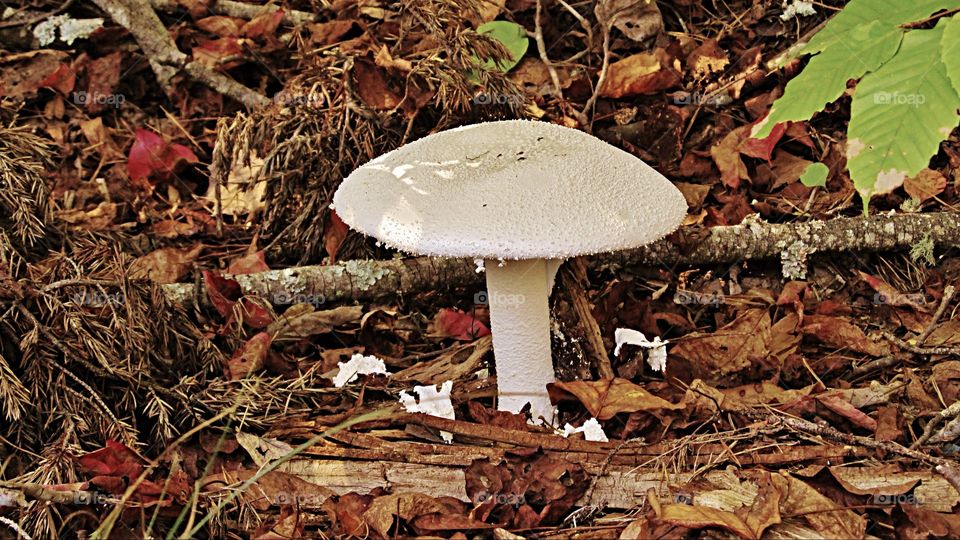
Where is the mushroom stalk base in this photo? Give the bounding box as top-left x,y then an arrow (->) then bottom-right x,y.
484,258 -> 559,423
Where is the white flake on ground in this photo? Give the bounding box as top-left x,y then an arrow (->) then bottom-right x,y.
399,381 -> 455,443
333,353 -> 389,388
562,418 -> 609,442
614,328 -> 669,372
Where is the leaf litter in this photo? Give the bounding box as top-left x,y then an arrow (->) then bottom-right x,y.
1,0 -> 959,538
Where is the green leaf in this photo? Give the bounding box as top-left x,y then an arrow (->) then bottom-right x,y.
753,21 -> 899,138
803,0 -> 954,54
799,163 -> 829,187
941,14 -> 960,95
847,22 -> 960,211
474,20 -> 529,73
753,0 -> 959,138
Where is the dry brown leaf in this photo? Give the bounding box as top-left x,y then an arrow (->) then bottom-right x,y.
675,182 -> 710,209
393,336 -> 492,385
687,39 -> 728,79
128,244 -> 203,284
595,0 -> 663,42
56,202 -> 118,229
710,126 -> 751,189
599,51 -> 680,98
268,305 -> 363,341
904,168 -> 947,202
547,378 -> 682,420
363,492 -> 445,538
801,314 -> 890,357
778,472 -> 866,539
671,309 -> 771,380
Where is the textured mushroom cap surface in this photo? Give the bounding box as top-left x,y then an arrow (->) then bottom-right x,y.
333,120 -> 687,259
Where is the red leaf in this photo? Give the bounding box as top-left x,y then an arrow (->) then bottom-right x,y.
227,331 -> 272,379
39,63 -> 76,94
740,121 -> 786,161
191,37 -> 244,68
203,270 -> 242,318
203,270 -> 272,327
228,251 -> 269,274
433,308 -> 490,341
239,298 -> 272,328
324,210 -> 350,263
242,9 -> 283,39
710,126 -> 751,189
127,129 -> 198,183
77,440 -> 144,479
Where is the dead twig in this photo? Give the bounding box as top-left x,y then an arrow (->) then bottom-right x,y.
92,0 -> 269,109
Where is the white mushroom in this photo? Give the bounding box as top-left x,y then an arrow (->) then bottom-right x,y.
333,120 -> 687,423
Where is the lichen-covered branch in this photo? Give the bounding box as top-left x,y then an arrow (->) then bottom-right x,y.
163,212 -> 960,307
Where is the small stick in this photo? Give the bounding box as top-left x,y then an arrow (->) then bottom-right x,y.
917,284 -> 955,345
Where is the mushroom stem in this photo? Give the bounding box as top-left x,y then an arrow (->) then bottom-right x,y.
483,258 -> 560,423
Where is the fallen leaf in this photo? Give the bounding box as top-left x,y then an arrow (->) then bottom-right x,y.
801,315 -> 889,357
686,38 -> 728,79
203,469 -> 335,511
84,51 -> 122,114
196,15 -> 243,37
432,308 -> 490,341
363,492 -> 446,537
127,129 -> 199,184
324,210 -> 349,263
242,9 -> 283,40
56,202 -> 118,229
711,126 -> 751,188
904,168 -> 947,202
547,378 -> 682,420
0,50 -> 69,97
671,309 -> 771,380
816,391 -> 877,431
595,0 -> 663,42
740,122 -> 785,161
268,305 -> 363,341
228,251 -> 270,275
599,51 -> 680,98
353,58 -> 401,110
128,244 -> 203,284
227,331 -> 272,379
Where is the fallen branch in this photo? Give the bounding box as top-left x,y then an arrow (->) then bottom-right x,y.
162,212 -> 960,307
92,0 -> 270,109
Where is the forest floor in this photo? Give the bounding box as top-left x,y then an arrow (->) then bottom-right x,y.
1,0 -> 960,538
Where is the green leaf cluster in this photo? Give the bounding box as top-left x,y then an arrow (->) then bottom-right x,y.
752,0 -> 960,213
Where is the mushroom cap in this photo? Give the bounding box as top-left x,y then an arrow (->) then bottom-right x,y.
332,120 -> 687,259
